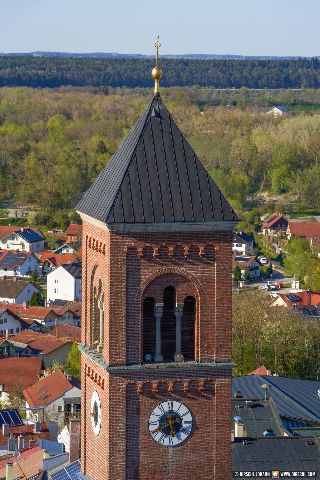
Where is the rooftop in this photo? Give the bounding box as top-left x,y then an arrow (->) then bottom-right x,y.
0,357 -> 42,391
288,221 -> 320,239
233,376 -> 320,424
77,94 -> 238,226
3,330 -> 71,355
64,224 -> 82,236
61,262 -> 82,279
0,277 -> 37,299
23,369 -> 80,407
39,252 -> 78,267
0,250 -> 34,270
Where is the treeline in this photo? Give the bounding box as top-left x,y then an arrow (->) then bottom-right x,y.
233,291 -> 320,379
0,57 -> 320,88
0,87 -> 320,217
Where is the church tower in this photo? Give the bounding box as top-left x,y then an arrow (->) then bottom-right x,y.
77,39 -> 239,480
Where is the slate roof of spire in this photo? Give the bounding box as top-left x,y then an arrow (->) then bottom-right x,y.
77,94 -> 238,224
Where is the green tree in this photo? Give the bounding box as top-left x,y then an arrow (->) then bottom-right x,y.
64,343 -> 81,380
233,265 -> 242,282
29,291 -> 43,306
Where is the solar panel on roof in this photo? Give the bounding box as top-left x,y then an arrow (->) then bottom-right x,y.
0,409 -> 23,427
286,294 -> 301,302
51,460 -> 81,480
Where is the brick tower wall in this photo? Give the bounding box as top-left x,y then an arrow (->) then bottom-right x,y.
80,219 -> 233,480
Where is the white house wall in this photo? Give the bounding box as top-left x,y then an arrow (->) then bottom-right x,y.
47,268 -> 82,303
0,311 -> 24,335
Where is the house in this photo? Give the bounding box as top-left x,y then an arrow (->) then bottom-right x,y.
266,105 -> 289,116
47,262 -> 82,303
232,231 -> 256,255
233,255 -> 261,280
0,338 -> 40,358
0,250 -> 39,277
39,252 -> 78,274
24,370 -> 81,428
0,303 -> 81,329
271,290 -> 320,318
2,330 -> 73,367
248,365 -> 274,376
64,224 -> 82,244
48,325 -> 81,342
0,446 -> 47,480
0,307 -> 30,336
0,277 -> 39,304
0,357 -> 42,404
286,221 -> 320,244
0,227 -> 44,253
261,212 -> 288,236
54,242 -> 81,255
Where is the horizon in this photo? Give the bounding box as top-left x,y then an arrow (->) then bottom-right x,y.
0,0 -> 319,57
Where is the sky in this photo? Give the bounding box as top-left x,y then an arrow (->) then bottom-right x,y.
0,0 -> 319,56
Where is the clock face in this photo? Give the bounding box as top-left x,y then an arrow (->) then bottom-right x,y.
148,400 -> 193,447
91,391 -> 101,436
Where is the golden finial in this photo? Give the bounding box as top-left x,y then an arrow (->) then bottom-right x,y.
151,36 -> 163,95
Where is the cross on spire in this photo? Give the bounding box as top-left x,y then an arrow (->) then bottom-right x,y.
151,36 -> 163,95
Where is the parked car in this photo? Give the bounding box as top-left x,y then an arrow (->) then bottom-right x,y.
274,282 -> 283,289
259,257 -> 268,265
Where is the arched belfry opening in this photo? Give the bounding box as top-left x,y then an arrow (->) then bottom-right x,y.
142,277 -> 197,363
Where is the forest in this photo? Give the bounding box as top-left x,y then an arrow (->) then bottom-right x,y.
0,86 -> 320,224
0,56 -> 320,89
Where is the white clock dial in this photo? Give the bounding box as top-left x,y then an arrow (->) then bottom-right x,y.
148,400 -> 193,447
91,390 -> 101,436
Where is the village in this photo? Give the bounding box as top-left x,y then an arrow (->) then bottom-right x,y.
0,208 -> 318,477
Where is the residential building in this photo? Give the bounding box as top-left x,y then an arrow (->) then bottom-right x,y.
0,303 -> 81,329
0,357 -> 42,404
64,224 -> 82,244
47,262 -> 82,303
261,212 -> 288,236
2,330 -> 72,367
271,290 -> 320,318
54,242 -> 81,255
0,277 -> 39,304
24,370 -> 81,428
0,307 -> 29,336
47,325 -> 81,342
233,255 -> 261,280
232,231 -> 256,255
286,221 -> 320,244
248,364 -> 274,376
266,105 -> 289,116
39,252 -> 78,274
0,338 -> 39,358
0,250 -> 39,277
0,228 -> 44,253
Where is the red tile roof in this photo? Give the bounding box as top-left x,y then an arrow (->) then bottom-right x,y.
3,330 -> 71,354
262,213 -> 288,230
39,252 -> 77,267
0,422 -> 51,445
65,224 -> 82,236
23,369 -> 80,407
0,303 -> 58,322
54,301 -> 82,317
0,446 -> 44,479
276,290 -> 320,307
288,222 -> 320,239
0,357 -> 42,391
248,365 -> 273,376
0,226 -> 21,240
50,324 -> 81,342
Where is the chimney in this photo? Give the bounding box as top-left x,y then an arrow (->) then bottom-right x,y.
5,462 -> 14,480
34,422 -> 41,433
69,418 -> 81,463
7,436 -> 15,451
234,421 -> 245,438
23,301 -> 27,310
2,424 -> 9,437
17,435 -> 24,451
